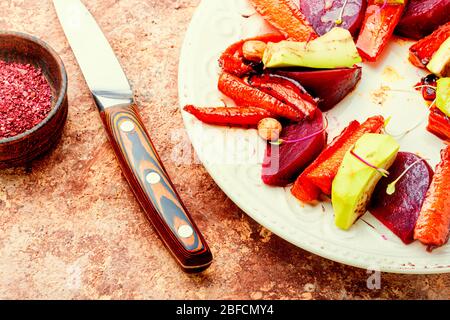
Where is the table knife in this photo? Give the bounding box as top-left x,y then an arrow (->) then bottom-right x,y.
53,0 -> 213,272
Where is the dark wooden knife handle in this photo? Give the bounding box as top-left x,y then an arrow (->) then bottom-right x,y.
100,103 -> 212,272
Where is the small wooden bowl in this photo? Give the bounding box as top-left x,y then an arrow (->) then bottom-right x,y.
0,31 -> 68,168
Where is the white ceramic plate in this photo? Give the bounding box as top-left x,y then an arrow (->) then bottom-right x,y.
178,0 -> 450,274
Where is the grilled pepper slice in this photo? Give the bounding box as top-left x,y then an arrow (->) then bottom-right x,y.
248,0 -> 317,41
427,107 -> 450,141
356,0 -> 407,61
183,105 -> 274,127
248,74 -> 317,118
409,22 -> 450,69
218,72 -> 305,121
414,146 -> 450,248
219,34 -> 285,77
291,116 -> 385,203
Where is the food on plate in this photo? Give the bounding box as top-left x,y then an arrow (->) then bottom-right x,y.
427,38 -> 450,77
356,0 -> 407,61
248,0 -> 317,41
421,78 -> 450,140
185,0 -> 450,252
414,146 -> 450,248
263,28 -> 362,69
219,34 -> 286,77
428,107 -> 450,140
274,66 -> 362,111
258,118 -> 283,141
217,72 -> 305,121
416,74 -> 438,101
291,116 -> 385,203
299,0 -> 367,37
411,28 -> 450,143
369,152 -> 434,244
395,0 -> 450,40
262,110 -> 326,186
248,73 -> 317,118
436,78 -> 450,116
242,40 -> 268,62
409,22 -> 450,69
183,105 -> 274,127
332,134 -> 400,230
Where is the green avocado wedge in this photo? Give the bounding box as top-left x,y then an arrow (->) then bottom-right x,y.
332,134 -> 400,230
436,78 -> 450,117
262,27 -> 362,69
427,37 -> 450,77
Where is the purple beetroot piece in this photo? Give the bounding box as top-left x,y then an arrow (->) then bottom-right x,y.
395,0 -> 450,40
262,110 -> 326,187
299,0 -> 366,37
369,152 -> 434,244
273,66 -> 362,111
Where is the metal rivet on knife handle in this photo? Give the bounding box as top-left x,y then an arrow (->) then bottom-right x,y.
178,225 -> 194,239
120,120 -> 135,132
146,172 -> 161,185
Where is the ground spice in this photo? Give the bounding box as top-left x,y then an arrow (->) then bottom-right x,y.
0,60 -> 52,139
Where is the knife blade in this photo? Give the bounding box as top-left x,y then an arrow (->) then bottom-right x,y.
53,0 -> 212,272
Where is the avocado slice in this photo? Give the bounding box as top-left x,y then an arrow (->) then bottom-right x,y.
263,27 -> 362,69
436,78 -> 450,117
332,134 -> 400,230
427,37 -> 450,77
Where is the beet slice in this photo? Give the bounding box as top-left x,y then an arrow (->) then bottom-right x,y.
299,0 -> 366,37
369,152 -> 434,244
273,66 -> 362,111
395,0 -> 450,40
262,110 -> 326,186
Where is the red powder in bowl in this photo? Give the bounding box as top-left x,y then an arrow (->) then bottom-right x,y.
0,60 -> 52,139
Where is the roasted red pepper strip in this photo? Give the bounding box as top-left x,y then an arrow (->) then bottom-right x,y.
218,72 -> 304,121
414,146 -> 450,248
427,107 -> 450,141
409,22 -> 450,69
219,34 -> 285,77
291,116 -> 385,203
248,74 -> 317,118
248,0 -> 317,41
356,1 -> 407,62
183,105 -> 274,127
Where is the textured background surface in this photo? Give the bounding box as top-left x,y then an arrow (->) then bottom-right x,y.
0,0 -> 449,299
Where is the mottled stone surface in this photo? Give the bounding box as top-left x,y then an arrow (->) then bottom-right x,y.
0,0 -> 449,300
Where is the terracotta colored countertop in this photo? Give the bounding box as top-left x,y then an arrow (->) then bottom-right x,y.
0,0 -> 449,300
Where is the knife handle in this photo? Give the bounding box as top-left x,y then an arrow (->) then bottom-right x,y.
100,103 -> 213,272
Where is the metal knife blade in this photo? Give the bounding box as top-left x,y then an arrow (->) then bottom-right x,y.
53,0 -> 213,272
53,0 -> 133,104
